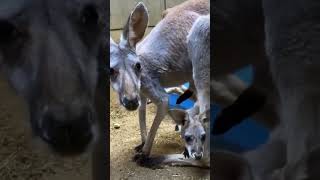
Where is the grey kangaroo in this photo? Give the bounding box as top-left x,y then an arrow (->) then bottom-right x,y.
168,104 -> 210,167
154,14 -> 211,168
110,0 -> 209,167
0,0 -> 107,179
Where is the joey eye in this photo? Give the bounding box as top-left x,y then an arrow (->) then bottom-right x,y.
185,135 -> 193,143
135,62 -> 141,71
181,119 -> 186,126
81,4 -> 99,26
200,134 -> 206,142
0,20 -> 18,43
110,68 -> 118,77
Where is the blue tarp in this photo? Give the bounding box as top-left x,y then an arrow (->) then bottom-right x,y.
168,66 -> 269,152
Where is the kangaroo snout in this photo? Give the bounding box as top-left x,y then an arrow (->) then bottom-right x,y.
39,109 -> 95,156
192,152 -> 203,160
191,148 -> 204,160
121,96 -> 139,111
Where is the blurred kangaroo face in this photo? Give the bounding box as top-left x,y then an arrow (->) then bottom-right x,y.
169,107 -> 208,160
0,0 -> 106,156
110,2 -> 148,111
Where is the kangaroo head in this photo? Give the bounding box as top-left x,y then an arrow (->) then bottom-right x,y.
169,105 -> 209,160
110,2 -> 148,111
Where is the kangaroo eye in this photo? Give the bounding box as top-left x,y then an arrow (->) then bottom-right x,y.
135,62 -> 141,71
201,134 -> 206,142
185,135 -> 193,143
0,20 -> 18,44
81,4 -> 99,26
110,68 -> 118,77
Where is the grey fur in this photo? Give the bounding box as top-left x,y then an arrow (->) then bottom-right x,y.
212,0 -> 320,179
0,0 -> 107,179
110,0 -> 210,163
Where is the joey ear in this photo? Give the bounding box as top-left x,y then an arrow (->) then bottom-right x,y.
199,110 -> 210,123
120,2 -> 149,49
110,37 -> 116,44
168,109 -> 188,126
110,37 -> 117,54
188,104 -> 200,117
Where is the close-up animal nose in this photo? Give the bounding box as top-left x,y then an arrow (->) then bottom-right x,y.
122,97 -> 139,111
194,152 -> 203,160
40,112 -> 94,155
191,149 -> 203,160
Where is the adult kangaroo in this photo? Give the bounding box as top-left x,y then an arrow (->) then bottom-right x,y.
150,14 -> 211,168
110,0 -> 209,166
0,0 -> 107,179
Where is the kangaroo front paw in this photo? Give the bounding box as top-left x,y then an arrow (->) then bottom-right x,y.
134,142 -> 145,153
132,152 -> 164,169
183,148 -> 190,158
175,125 -> 180,131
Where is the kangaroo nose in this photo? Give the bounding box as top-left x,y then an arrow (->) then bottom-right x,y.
122,97 -> 139,111
194,153 -> 203,160
40,111 -> 93,155
191,149 -> 203,160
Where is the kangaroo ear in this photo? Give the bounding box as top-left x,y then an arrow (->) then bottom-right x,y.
110,37 -> 116,44
188,104 -> 200,117
199,109 -> 210,123
120,2 -> 149,49
168,109 -> 188,126
161,7 -> 171,19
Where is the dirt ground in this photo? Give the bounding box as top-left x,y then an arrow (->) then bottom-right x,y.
0,74 -> 209,180
110,89 -> 209,180
0,76 -> 90,180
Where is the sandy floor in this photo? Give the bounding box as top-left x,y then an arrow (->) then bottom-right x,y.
0,76 -> 90,180
110,89 -> 209,179
0,74 -> 209,180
